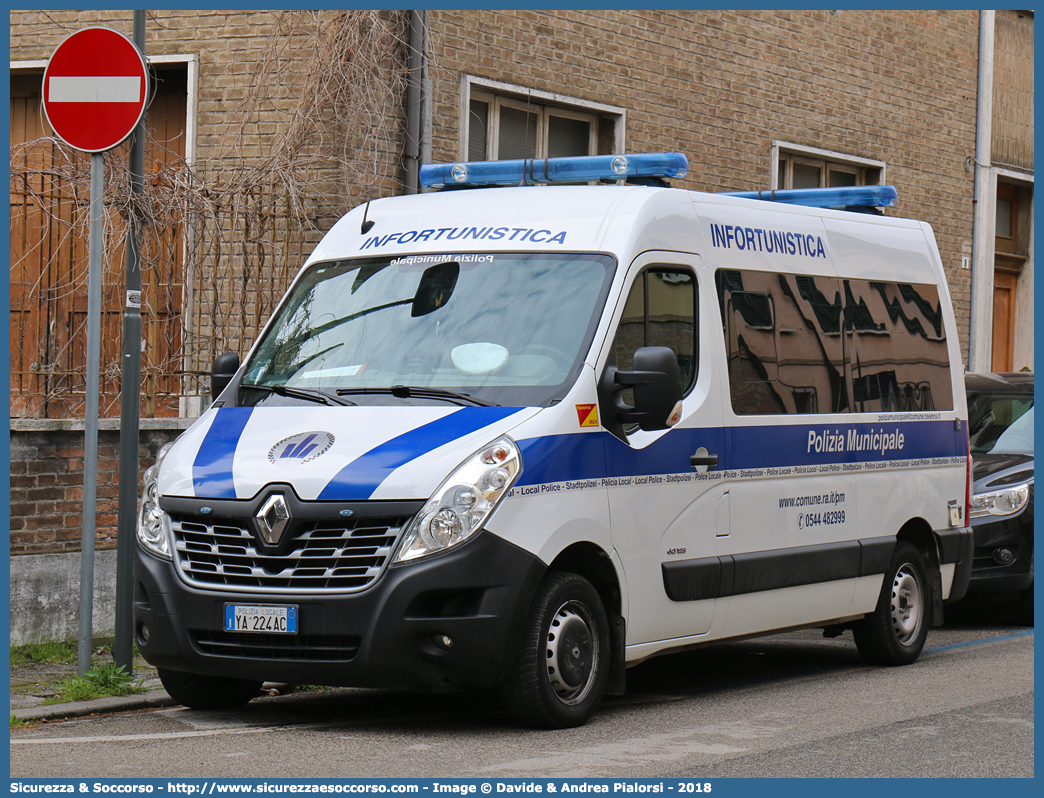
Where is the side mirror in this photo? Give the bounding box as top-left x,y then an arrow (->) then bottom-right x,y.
211,351 -> 240,401
600,346 -> 684,432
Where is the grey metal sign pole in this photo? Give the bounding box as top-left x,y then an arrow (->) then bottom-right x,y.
114,9 -> 146,673
46,22 -> 149,677
77,152 -> 104,676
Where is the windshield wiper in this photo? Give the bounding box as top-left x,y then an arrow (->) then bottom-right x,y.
241,383 -> 356,406
335,385 -> 498,407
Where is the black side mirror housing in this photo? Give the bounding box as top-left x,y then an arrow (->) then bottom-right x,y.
599,346 -> 683,433
211,351 -> 241,401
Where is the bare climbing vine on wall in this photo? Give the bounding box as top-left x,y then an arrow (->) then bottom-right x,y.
10,9 -> 415,418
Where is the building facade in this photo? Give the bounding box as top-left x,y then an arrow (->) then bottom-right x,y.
7,9 -> 1033,639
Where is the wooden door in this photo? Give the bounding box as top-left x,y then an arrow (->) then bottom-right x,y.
992,270 -> 1017,373
10,69 -> 186,418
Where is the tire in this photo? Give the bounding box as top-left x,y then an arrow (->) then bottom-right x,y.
853,542 -> 929,666
500,571 -> 610,729
1014,585 -> 1033,627
158,668 -> 263,710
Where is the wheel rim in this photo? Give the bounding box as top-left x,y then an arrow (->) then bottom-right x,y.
545,600 -> 600,705
890,562 -> 923,645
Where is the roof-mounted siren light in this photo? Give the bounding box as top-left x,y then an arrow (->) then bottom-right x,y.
722,185 -> 898,210
418,152 -> 689,189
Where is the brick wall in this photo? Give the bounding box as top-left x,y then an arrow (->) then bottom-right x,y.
427,9 -> 981,358
10,9 -> 387,232
10,10 -> 410,409
10,8 -> 984,368
9,423 -> 191,555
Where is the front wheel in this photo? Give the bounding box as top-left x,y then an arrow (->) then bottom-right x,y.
853,542 -> 929,666
500,571 -> 610,729
158,668 -> 264,710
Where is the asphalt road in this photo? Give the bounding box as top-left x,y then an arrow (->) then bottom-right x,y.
9,599 -> 1033,779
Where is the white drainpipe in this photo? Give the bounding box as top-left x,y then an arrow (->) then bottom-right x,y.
969,10 -> 995,373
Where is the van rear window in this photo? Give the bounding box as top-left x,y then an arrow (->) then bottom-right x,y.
716,269 -> 953,415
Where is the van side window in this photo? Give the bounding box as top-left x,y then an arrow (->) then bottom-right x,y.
614,269 -> 697,401
717,270 -> 785,414
716,269 -> 848,415
716,269 -> 953,415
775,272 -> 848,413
843,280 -> 953,412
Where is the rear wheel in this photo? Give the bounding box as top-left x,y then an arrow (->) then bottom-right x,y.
853,542 -> 929,666
500,571 -> 610,729
158,668 -> 263,710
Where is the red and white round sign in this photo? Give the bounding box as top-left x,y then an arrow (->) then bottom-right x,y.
42,27 -> 149,153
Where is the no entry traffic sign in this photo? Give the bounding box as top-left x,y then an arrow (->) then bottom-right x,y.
42,26 -> 149,153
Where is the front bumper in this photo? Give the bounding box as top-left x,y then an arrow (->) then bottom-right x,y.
133,530 -> 545,692
967,511 -> 1034,595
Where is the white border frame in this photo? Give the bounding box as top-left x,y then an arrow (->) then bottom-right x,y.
460,74 -> 626,161
11,53 -> 202,417
992,167 -> 1035,371
770,140 -> 886,190
12,54 -> 198,165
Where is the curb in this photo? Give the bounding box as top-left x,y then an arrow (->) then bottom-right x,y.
11,688 -> 177,723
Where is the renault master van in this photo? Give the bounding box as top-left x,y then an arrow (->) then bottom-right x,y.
134,152 -> 974,728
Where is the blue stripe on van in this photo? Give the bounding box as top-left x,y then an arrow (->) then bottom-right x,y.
514,428 -> 729,485
514,419 -> 961,485
516,433 -> 608,485
725,419 -> 960,469
317,406 -> 524,501
192,407 -> 254,498
604,427 -> 729,477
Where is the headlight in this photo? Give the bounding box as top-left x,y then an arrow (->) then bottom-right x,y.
394,436 -> 522,562
136,443 -> 175,559
970,483 -> 1031,518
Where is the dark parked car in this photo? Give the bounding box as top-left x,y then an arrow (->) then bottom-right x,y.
965,372 -> 1034,625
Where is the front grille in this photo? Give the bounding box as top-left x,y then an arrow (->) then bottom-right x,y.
192,629 -> 361,661
171,514 -> 413,594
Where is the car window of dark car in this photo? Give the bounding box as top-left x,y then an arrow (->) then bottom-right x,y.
968,391 -> 1034,455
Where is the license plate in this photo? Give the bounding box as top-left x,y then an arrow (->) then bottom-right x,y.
224,604 -> 298,634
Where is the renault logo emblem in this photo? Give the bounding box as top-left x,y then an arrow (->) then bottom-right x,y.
256,494 -> 291,546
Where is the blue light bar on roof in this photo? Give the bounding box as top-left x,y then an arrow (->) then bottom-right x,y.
419,152 -> 689,189
723,185 -> 898,209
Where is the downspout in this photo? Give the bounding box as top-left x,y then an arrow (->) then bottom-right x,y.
969,10 -> 995,372
420,10 -> 432,179
404,10 -> 426,194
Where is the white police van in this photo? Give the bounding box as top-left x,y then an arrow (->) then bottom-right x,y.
135,152 -> 974,728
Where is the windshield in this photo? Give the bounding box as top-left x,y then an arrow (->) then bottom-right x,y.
239,252 -> 615,407
967,389 -> 1034,456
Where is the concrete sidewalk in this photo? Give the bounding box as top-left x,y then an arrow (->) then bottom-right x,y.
11,687 -> 176,723
11,658 -> 299,723
10,655 -> 176,723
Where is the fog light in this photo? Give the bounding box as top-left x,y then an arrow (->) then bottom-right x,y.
434,634 -> 454,650
992,547 -> 1016,565
137,623 -> 150,647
